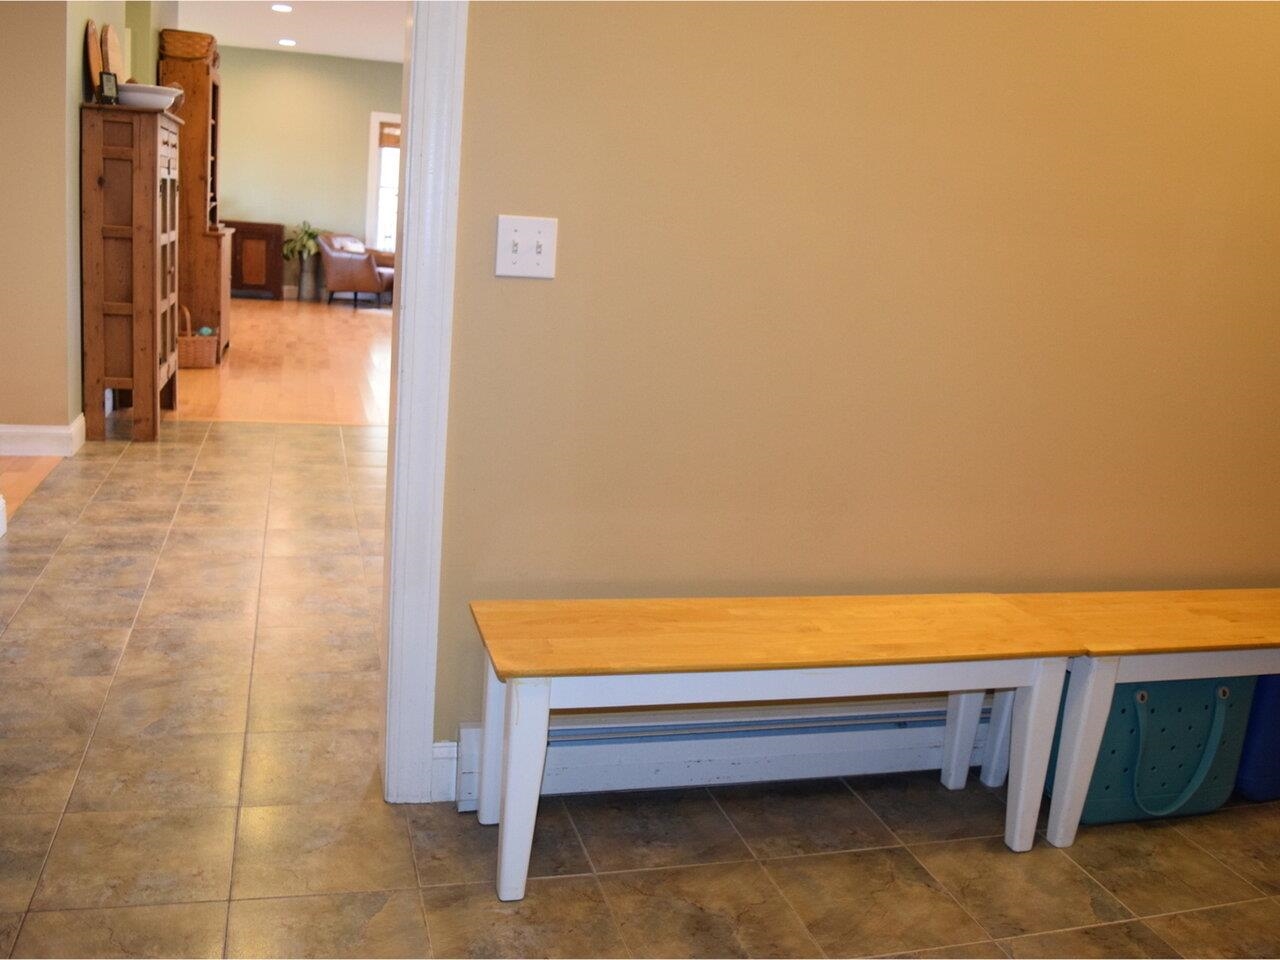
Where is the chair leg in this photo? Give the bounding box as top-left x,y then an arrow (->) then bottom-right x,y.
328,291 -> 335,304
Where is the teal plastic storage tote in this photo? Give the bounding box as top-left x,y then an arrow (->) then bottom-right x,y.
1045,675 -> 1256,824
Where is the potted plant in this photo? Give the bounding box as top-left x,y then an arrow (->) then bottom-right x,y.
283,221 -> 320,301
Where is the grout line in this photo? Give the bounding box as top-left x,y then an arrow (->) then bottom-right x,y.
559,798 -> 634,958
10,436 -> 192,949
844,777 -> 1014,948
1167,816 -> 1275,899
222,423 -> 275,959
705,787 -> 830,959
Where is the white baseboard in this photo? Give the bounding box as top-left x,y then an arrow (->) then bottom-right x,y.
0,415 -> 86,456
432,698 -> 996,809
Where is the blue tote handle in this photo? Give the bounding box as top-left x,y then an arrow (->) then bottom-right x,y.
1131,685 -> 1230,818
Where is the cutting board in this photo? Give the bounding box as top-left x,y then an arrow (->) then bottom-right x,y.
101,24 -> 124,79
85,20 -> 103,95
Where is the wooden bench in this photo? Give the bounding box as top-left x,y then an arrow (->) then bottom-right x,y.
471,593 -> 1084,901
980,589 -> 1280,847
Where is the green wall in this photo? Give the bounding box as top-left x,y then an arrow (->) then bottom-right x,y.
125,0 -> 177,85
217,46 -> 402,239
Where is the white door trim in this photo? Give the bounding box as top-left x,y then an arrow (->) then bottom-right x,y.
382,0 -> 468,803
365,110 -> 402,249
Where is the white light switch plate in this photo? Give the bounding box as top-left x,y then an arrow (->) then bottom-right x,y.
495,215 -> 557,279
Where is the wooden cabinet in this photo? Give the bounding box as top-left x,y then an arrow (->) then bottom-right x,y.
159,30 -> 233,362
80,104 -> 181,442
226,220 -> 284,299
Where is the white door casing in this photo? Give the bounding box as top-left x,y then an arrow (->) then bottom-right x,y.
382,0 -> 469,803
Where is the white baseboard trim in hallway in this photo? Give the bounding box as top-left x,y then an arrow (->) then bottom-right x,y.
435,698 -> 997,809
0,415 -> 86,456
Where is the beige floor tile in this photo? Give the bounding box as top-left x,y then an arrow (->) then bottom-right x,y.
56,524 -> 169,557
37,553 -> 157,589
421,875 -> 628,959
0,526 -> 65,560
0,627 -> 129,677
68,734 -> 243,812
565,788 -> 751,872
1172,803 -> 1280,895
0,677 -> 109,738
182,478 -> 272,506
162,526 -> 265,559
0,912 -> 18,956
226,890 -> 429,959
134,587 -> 259,630
347,466 -> 385,485
266,501 -> 358,531
885,940 -> 1007,958
7,585 -> 144,631
0,738 -> 86,814
78,499 -> 180,526
850,770 -> 1008,843
231,801 -> 417,899
149,555 -> 261,593
32,807 -> 236,909
912,836 -> 1131,940
345,449 -> 387,467
248,672 -> 382,732
256,586 -> 373,629
172,499 -> 269,528
252,625 -> 380,675
115,625 -> 256,678
261,553 -> 366,586
712,778 -> 896,858
89,482 -> 186,506
599,860 -> 820,958
0,814 -> 59,911
263,527 -> 363,557
96,673 -> 250,738
999,919 -> 1178,959
407,799 -> 590,886
241,731 -> 382,806
764,846 -> 986,957
14,900 -> 228,959
1065,819 -> 1261,914
1143,898 -> 1280,958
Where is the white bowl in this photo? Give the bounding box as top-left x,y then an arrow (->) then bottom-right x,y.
118,83 -> 180,110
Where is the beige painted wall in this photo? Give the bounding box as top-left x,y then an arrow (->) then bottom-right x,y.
0,1 -> 120,428
217,46 -> 402,238
435,2 -> 1280,735
125,0 -> 178,85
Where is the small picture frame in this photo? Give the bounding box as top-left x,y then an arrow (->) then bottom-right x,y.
98,71 -> 118,104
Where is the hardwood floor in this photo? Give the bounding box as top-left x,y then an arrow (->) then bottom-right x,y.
172,298 -> 392,426
0,455 -> 60,519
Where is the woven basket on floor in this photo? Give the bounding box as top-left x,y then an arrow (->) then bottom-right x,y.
177,305 -> 217,368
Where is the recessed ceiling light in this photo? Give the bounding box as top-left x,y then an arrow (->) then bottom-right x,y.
277,38 -> 297,46
271,4 -> 293,11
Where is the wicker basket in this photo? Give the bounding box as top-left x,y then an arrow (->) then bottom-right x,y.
177,305 -> 218,368
159,29 -> 216,62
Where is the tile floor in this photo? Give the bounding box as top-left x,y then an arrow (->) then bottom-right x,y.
2,423 -> 1280,958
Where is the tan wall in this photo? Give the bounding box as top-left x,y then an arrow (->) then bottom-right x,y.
436,2 -> 1280,735
0,3 -> 72,426
0,2 -> 123,429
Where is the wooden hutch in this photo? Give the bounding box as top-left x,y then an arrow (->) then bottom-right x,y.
159,29 -> 233,361
80,104 -> 182,441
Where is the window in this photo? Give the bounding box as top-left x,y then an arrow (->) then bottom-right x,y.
366,112 -> 402,251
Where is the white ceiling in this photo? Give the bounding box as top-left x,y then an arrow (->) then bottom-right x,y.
176,1 -> 409,63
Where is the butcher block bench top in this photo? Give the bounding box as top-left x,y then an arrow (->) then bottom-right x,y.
999,589 -> 1280,657
470,594 -> 1083,680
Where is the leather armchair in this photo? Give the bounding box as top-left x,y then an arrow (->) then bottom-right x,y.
318,233 -> 394,307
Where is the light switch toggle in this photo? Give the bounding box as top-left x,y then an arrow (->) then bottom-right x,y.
496,215 -> 557,279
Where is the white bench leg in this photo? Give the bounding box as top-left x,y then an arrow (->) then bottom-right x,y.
941,691 -> 984,789
477,658 -> 506,825
1005,657 -> 1066,852
1045,656 -> 1118,848
980,689 -> 1016,788
497,677 -> 551,901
